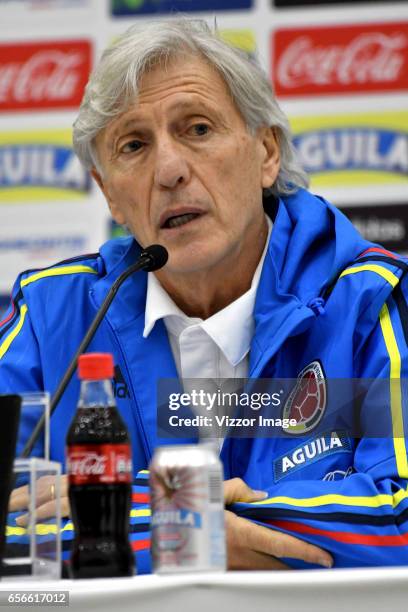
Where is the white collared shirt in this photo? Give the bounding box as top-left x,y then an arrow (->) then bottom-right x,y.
143,216 -> 272,383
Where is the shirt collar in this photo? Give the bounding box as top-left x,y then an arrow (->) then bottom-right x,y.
143,216 -> 272,364
143,274 -> 199,338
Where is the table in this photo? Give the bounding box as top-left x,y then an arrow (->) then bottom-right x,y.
1,567 -> 408,612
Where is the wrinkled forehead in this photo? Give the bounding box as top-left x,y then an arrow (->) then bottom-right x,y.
105,53 -> 237,131
117,51 -> 233,116
136,46 -> 230,86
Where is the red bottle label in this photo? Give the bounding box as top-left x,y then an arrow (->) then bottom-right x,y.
67,444 -> 132,485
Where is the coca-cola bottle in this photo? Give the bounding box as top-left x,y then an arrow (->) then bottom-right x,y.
66,352 -> 134,578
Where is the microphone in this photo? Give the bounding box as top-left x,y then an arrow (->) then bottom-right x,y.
20,244 -> 168,458
135,244 -> 168,272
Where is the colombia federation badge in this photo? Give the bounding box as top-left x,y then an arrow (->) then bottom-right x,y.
282,360 -> 326,435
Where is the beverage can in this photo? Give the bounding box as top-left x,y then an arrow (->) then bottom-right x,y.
149,444 -> 226,573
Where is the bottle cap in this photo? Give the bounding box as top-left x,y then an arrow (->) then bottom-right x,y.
78,353 -> 114,380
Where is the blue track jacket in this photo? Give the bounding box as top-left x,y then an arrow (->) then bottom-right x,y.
2,188 -> 408,572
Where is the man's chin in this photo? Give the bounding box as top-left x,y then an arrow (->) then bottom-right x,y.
157,247 -> 219,277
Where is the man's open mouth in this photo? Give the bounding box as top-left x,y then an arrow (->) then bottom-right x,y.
162,212 -> 201,229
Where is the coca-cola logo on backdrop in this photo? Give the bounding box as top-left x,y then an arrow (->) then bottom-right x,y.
0,40 -> 91,112
272,22 -> 408,97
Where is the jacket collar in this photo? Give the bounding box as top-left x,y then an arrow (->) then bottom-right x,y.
249,189 -> 370,374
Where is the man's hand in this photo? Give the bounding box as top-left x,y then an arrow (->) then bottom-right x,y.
8,474 -> 70,527
224,478 -> 333,570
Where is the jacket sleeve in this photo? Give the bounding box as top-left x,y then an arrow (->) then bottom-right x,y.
0,274 -> 45,458
5,471 -> 152,576
232,275 -> 408,568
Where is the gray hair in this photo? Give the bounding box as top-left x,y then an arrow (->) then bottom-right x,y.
72,19 -> 309,196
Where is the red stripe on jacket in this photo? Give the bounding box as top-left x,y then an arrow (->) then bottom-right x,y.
359,247 -> 398,260
131,538 -> 151,551
132,493 -> 150,503
0,301 -> 15,327
267,520 -> 408,547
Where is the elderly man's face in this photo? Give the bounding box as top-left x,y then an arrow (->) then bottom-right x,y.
93,55 -> 280,276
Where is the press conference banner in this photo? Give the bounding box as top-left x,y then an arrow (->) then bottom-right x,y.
0,0 -> 407,308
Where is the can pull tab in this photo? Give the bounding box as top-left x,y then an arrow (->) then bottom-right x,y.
307,297 -> 326,317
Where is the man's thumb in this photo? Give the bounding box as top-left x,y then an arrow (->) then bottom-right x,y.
224,477 -> 268,504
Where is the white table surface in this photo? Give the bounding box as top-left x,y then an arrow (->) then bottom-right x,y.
2,567 -> 408,612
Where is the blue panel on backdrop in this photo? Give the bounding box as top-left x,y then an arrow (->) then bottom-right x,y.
112,0 -> 252,15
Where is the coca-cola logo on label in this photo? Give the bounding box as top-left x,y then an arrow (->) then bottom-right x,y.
68,452 -> 107,476
67,444 -> 132,484
0,40 -> 91,111
273,22 -> 408,96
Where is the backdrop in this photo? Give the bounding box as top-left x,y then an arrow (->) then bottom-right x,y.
0,0 -> 407,314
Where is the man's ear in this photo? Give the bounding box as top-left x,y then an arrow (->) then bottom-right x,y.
259,126 -> 281,189
91,168 -> 126,225
91,168 -> 105,193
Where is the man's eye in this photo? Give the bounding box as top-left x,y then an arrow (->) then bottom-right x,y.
190,123 -> 210,136
121,140 -> 143,153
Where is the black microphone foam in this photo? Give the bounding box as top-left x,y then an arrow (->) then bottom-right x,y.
140,244 -> 168,272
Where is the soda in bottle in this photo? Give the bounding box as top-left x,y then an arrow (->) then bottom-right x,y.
66,352 -> 134,578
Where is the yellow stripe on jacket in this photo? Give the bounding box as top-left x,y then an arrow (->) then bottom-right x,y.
254,487 -> 408,509
339,264 -> 399,288
0,265 -> 97,360
0,304 -> 28,359
379,303 -> 408,478
20,265 -> 97,288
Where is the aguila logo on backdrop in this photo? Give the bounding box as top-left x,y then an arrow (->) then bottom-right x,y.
272,22 -> 408,97
293,128 -> 408,176
289,111 -> 408,189
0,40 -> 91,112
0,130 -> 90,200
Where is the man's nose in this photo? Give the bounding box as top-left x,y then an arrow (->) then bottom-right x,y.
154,140 -> 191,189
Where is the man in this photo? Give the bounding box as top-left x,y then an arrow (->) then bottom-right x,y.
2,19 -> 408,572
